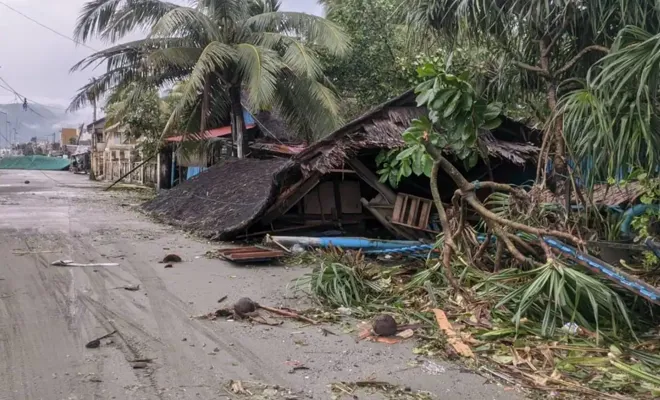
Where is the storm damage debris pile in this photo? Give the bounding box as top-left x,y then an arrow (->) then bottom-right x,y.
291,247 -> 660,398
143,158 -> 292,239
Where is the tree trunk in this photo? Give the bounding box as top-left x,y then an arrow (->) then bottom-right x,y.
200,76 -> 211,135
229,86 -> 246,159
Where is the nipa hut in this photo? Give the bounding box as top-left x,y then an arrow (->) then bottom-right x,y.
145,89 -> 541,240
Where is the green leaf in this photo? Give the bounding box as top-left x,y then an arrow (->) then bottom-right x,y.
482,118 -> 502,130
483,103 -> 502,121
395,146 -> 418,161
412,151 -> 424,175
442,91 -> 462,118
431,88 -> 457,110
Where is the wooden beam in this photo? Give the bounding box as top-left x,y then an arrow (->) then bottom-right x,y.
348,158 -> 397,204
361,198 -> 417,241
260,172 -> 321,224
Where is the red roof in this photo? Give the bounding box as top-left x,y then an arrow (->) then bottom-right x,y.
165,124 -> 255,142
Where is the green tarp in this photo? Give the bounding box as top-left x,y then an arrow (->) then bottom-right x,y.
0,155 -> 71,171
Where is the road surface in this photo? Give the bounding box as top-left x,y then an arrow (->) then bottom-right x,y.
0,170 -> 519,399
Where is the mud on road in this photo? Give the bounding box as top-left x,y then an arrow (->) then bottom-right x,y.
0,170 -> 519,399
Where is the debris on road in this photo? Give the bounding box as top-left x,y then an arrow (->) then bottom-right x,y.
131,362 -> 149,369
123,284 -> 140,291
160,254 -> 182,263
24,180 -> 29,184
233,297 -> 258,318
217,295 -> 228,304
85,330 -> 117,349
433,309 -> 474,358
373,314 -> 397,336
51,260 -> 119,267
211,246 -> 285,264
258,304 -> 319,325
163,263 -> 173,268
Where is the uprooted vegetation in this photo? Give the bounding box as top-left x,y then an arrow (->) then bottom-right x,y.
291,67 -> 660,399
294,246 -> 660,398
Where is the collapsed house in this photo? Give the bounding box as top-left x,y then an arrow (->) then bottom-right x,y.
143,90 -> 540,240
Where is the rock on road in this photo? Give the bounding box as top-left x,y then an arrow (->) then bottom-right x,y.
0,170 -> 520,400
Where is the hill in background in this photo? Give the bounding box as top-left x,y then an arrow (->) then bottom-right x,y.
0,102 -> 87,145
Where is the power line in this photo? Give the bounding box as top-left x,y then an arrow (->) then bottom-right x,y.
0,1 -> 97,52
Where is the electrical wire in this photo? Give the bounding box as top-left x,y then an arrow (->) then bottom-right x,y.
0,1 -> 97,52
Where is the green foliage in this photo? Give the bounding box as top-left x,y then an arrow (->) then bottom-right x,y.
296,250 -> 384,308
484,261 -> 634,338
319,0 -> 411,116
376,63 -> 502,187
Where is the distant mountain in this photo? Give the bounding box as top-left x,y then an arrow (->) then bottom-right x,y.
0,103 -> 88,145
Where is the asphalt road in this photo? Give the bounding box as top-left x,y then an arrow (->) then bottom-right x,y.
0,170 -> 521,400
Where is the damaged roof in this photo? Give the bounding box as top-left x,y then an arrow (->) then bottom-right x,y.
294,90 -> 539,176
142,158 -> 292,239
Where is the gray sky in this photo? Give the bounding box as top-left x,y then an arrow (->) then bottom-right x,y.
0,0 -> 323,115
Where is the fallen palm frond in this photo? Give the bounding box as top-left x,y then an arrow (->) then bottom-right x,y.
485,260 -> 634,338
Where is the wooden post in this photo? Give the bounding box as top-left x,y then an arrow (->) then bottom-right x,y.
156,153 -> 161,190
348,158 -> 397,204
333,178 -> 343,222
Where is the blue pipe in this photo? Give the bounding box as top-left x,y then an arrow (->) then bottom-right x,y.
544,237 -> 660,304
269,236 -> 422,250
621,204 -> 660,237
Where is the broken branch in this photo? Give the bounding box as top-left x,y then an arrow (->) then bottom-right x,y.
257,305 -> 319,325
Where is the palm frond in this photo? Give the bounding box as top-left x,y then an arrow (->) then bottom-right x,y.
245,11 -> 351,57
236,43 -> 282,110
150,6 -> 222,43
162,41 -> 235,135
74,0 -> 177,43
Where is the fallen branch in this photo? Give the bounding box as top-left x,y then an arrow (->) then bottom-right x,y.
257,305 -> 319,325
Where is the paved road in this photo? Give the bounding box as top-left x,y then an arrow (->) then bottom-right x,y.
0,170 -> 519,400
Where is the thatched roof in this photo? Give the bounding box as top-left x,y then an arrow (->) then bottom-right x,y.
142,158 -> 292,239
294,90 -> 539,176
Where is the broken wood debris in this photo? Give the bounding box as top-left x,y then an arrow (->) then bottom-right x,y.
52,260 -> 119,267
433,309 -> 474,358
213,246 -> 285,263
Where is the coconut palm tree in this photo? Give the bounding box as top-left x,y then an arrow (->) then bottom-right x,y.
69,0 -> 350,157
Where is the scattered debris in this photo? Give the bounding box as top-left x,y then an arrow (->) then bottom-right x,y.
51,260 -> 119,267
213,246 -> 285,264
373,315 -> 398,336
123,284 -> 140,291
160,254 -> 182,263
217,295 -> 228,304
396,329 -> 415,339
164,264 -> 173,269
24,180 -> 29,184
258,304 -> 319,325
131,362 -> 149,369
330,381 -> 432,400
233,297 -> 258,318
321,327 -> 337,336
433,309 -> 474,358
85,330 -> 117,349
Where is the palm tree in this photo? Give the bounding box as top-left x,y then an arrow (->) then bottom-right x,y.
69,0 -> 350,157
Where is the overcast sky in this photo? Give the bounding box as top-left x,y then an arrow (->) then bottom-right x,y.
0,0 -> 323,119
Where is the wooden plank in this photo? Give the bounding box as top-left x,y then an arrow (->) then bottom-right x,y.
418,202 -> 431,228
392,220 -> 440,234
407,197 -> 419,226
347,158 -> 396,204
392,195 -> 403,222
332,178 -> 343,221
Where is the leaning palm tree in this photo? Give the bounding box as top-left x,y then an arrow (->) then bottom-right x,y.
69,0 -> 350,157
